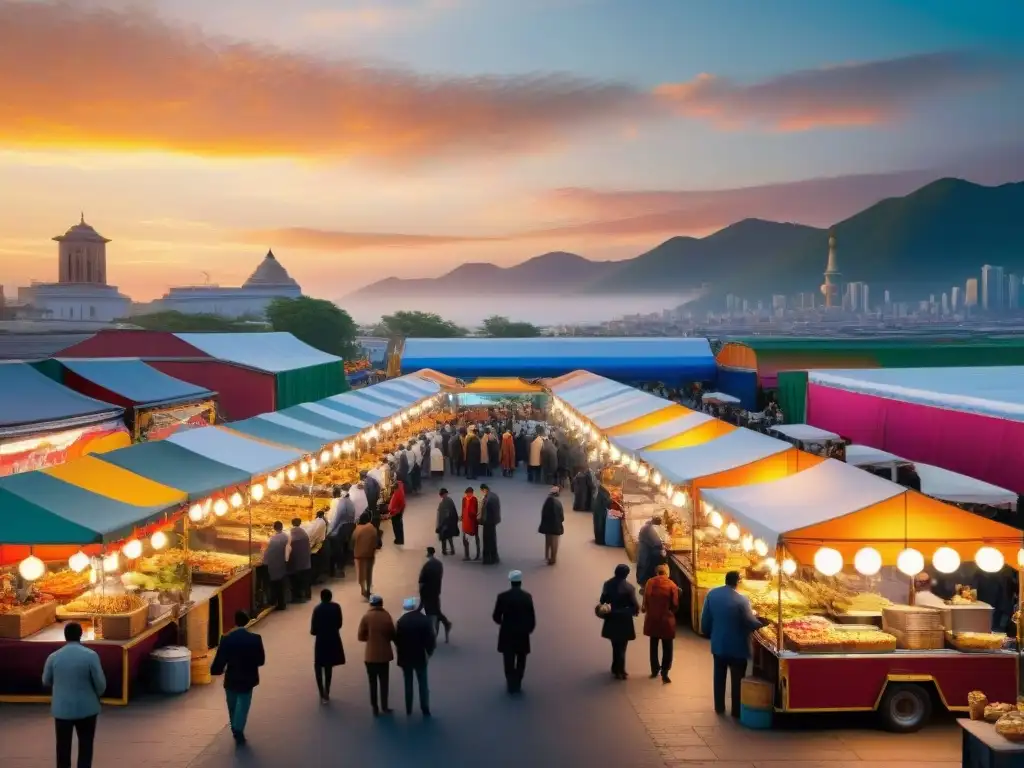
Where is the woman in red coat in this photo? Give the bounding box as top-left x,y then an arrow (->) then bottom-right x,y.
460,487 -> 480,561
388,480 -> 407,546
641,564 -> 679,683
499,431 -> 516,477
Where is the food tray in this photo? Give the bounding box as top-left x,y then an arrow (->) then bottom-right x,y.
0,601 -> 58,639
889,627 -> 945,650
96,604 -> 150,640
946,631 -> 1006,652
883,605 -> 943,631
191,569 -> 242,586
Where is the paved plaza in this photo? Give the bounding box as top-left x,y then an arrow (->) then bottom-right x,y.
0,474 -> 961,767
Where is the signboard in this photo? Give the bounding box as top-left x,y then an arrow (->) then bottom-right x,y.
0,419 -> 131,477
136,399 -> 217,442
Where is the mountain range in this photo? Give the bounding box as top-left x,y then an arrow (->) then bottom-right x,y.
353,178 -> 1024,303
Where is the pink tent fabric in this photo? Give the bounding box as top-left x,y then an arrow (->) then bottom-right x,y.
807,382 -> 1024,495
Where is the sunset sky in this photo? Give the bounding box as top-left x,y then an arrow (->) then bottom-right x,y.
0,0 -> 1022,303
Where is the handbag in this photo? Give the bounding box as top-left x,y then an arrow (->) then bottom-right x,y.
595,602 -> 611,618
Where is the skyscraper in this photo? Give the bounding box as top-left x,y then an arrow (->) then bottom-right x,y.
1009,274 -> 1020,311
861,284 -> 870,314
966,278 -> 979,307
982,264 -> 1005,312
951,286 -> 961,312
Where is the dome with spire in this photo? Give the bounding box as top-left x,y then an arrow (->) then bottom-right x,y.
243,249 -> 299,288
53,213 -> 111,244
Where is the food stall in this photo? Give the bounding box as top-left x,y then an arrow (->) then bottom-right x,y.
697,458 -> 1023,732
769,423 -> 847,460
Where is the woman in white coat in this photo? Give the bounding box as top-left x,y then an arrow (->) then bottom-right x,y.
430,432 -> 446,478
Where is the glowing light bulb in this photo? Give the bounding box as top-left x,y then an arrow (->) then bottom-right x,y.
188,504 -> 204,522
18,555 -> 45,582
671,491 -> 686,508
932,546 -> 960,574
309,458 -> 318,472
897,548 -> 925,576
652,472 -> 662,486
69,551 -> 90,573
854,547 -> 882,576
287,466 -> 298,482
813,547 -> 843,576
741,535 -> 754,552
230,492 -> 244,508
320,450 -> 331,464
150,531 -> 168,551
267,475 -> 280,491
300,461 -> 309,476
333,444 -> 342,458
600,440 -> 610,453
609,447 -> 621,462
251,484 -> 265,502
213,499 -> 229,517
102,553 -> 120,573
1018,549 -> 1024,568
975,546 -> 1004,573
782,558 -> 797,576
754,539 -> 769,557
764,557 -> 778,574
708,510 -> 723,529
638,465 -> 649,479
122,539 -> 143,559
724,522 -> 740,541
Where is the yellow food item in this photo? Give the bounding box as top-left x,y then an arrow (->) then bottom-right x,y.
34,569 -> 91,601
61,593 -> 147,615
995,711 -> 1024,739
986,703 -> 1015,723
949,631 -> 1006,650
842,592 -> 892,612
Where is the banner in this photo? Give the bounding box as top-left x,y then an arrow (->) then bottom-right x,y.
136,399 -> 217,442
0,419 -> 131,477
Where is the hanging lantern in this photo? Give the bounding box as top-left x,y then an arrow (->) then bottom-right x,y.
724,522 -> 740,541
931,546 -> 960,574
300,461 -> 310,476
102,553 -> 120,573
68,551 -> 91,573
287,466 -> 298,482
309,458 -> 318,472
671,491 -> 686,508
896,548 -> 925,576
122,539 -> 143,559
708,510 -> 723,529
1018,549 -> 1024,568
975,546 -> 1004,573
150,531 -> 168,551
651,471 -> 662,486
333,444 -> 342,458
267,475 -> 280,491
753,539 -> 769,557
320,450 -> 331,464
854,547 -> 882,576
213,499 -> 229,517
781,558 -> 797,576
188,504 -> 204,522
740,534 -> 754,552
251,483 -> 265,502
230,492 -> 244,508
763,557 -> 778,574
813,547 -> 843,576
18,555 -> 45,582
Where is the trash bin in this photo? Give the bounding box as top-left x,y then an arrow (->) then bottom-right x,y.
604,515 -> 623,548
149,646 -> 192,695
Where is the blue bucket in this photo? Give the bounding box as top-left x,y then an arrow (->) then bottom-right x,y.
739,704 -> 772,730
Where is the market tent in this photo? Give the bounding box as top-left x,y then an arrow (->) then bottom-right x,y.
544,370 -> 595,391
700,459 -> 1023,565
458,378 -> 544,394
609,412 -> 713,452
258,411 -> 358,442
93,440 -> 251,500
589,392 -> 673,429
400,337 -> 716,382
412,368 -> 460,389
603,403 -> 695,436
51,358 -> 214,409
43,455 -> 187,509
377,374 -> 440,397
320,392 -> 396,419
557,379 -> 632,408
225,417 -> 334,454
844,444 -> 906,468
0,470 -> 181,545
278,403 -> 371,433
770,423 -> 840,442
575,388 -> 656,418
914,462 -> 1018,509
347,387 -> 411,409
166,426 -> 302,476
702,391 -> 741,405
643,418 -> 735,450
370,381 -> 425,402
641,429 -> 816,493
0,361 -> 123,437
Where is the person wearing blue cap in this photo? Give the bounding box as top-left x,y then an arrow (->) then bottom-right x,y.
395,597 -> 435,717
492,570 -> 535,694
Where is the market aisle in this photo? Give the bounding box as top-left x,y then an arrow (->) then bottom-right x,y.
0,470 -> 962,768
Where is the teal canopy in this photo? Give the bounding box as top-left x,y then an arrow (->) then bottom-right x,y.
57,358 -> 213,407
388,374 -> 440,395
350,388 -> 410,408
327,391 -> 397,417
315,397 -> 386,423
94,440 -> 251,500
278,404 -> 371,433
167,426 -> 303,476
0,472 -> 178,545
227,418 -> 330,454
370,379 -> 429,403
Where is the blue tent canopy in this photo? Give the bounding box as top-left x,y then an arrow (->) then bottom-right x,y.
347,370 -> 371,386
0,471 -> 178,545
226,418 -> 330,454
257,411 -> 358,441
400,337 -> 716,382
589,392 -> 670,428
278,404 -> 371,433
0,362 -> 123,437
365,381 -> 424,404
167,426 -> 302,476
95,440 -> 251,500
349,388 -> 410,409
381,375 -> 439,396
321,392 -> 396,419
559,380 -> 633,408
57,358 -> 213,407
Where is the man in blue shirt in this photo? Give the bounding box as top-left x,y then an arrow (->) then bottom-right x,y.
211,611 -> 266,746
700,570 -> 762,717
42,621 -> 107,768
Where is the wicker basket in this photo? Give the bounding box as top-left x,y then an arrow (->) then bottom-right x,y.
96,604 -> 149,640
0,601 -> 57,639
889,627 -> 945,650
882,605 -> 942,632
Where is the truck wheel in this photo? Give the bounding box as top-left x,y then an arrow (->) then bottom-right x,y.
878,683 -> 933,733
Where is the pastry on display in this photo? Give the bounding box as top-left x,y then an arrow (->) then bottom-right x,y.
968,690 -> 989,720
995,711 -> 1024,741
947,631 -> 1006,651
59,593 -> 147,616
985,703 -> 1015,723
30,569 -> 91,602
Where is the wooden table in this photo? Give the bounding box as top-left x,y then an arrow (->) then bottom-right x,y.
960,719 -> 1024,768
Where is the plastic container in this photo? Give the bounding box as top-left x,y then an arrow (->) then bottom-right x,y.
603,515 -> 623,548
149,646 -> 192,695
740,704 -> 772,730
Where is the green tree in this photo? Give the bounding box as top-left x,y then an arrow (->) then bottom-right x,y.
266,297 -> 360,359
121,311 -> 253,332
381,311 -> 465,338
480,315 -> 542,337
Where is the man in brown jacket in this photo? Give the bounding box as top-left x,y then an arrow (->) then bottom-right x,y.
352,511 -> 378,600
357,594 -> 396,716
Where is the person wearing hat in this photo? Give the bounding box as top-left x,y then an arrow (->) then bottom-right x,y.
479,484 -> 502,565
419,546 -> 453,642
357,595 -> 396,716
492,570 -> 536,694
394,597 -> 436,717
599,564 -> 640,681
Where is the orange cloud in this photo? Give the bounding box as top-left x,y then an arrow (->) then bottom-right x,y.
0,2 -> 647,163
240,227 -> 503,250
656,53 -> 1016,131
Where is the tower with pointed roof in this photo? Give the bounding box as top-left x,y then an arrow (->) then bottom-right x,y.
243,249 -> 300,290
820,228 -> 840,309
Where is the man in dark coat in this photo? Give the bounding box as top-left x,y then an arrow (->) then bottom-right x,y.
600,564 -> 640,680
287,518 -> 312,603
540,438 -> 558,486
211,611 -> 266,745
493,570 -> 536,694
310,588 -> 344,703
397,448 -> 410,489
435,488 -> 459,556
395,597 -> 436,717
592,483 -> 611,545
449,428 -> 465,477
465,429 -> 482,480
572,469 -> 595,511
538,486 -> 565,565
362,469 -> 381,522
555,439 -> 570,489
262,521 -> 289,610
419,546 -> 453,642
479,484 -> 501,565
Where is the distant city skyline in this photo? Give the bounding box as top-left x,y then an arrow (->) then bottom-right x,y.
0,1 -> 1022,302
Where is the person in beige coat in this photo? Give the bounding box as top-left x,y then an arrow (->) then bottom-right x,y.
352,511 -> 379,600
357,594 -> 396,716
528,433 -> 544,483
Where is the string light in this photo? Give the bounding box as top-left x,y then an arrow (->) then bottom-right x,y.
68,551 -> 91,573
251,484 -> 265,502
188,504 -> 204,522
854,547 -> 882,576
975,546 -> 1004,573
213,499 -> 229,517
740,535 -> 754,553
724,522 -> 740,541
754,539 -> 769,557
230,492 -> 244,508
287,466 -> 298,482
150,531 -> 168,551
781,558 -> 797,576
102,553 -> 120,573
122,539 -> 143,559
813,547 -> 843,576
932,546 -> 960,574
18,555 -> 45,581
897,548 -> 924,576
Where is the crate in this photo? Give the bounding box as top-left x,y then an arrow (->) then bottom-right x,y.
889,627 -> 945,650
882,605 -> 942,631
96,604 -> 149,640
0,601 -> 57,639
740,677 -> 774,709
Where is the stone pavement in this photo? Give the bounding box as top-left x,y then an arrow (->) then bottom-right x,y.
0,472 -> 961,767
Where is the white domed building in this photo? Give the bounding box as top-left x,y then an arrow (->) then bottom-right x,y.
145,250 -> 303,319
15,215 -> 131,322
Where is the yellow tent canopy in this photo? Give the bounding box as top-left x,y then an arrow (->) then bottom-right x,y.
603,403 -> 694,436
644,419 -> 735,450
412,368 -> 460,388
543,370 -> 594,390
44,455 -> 187,509
458,377 -> 544,394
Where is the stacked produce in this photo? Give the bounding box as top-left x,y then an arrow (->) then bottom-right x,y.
757,615 -> 896,653
138,549 -> 252,578
33,569 -> 91,602
223,493 -> 314,528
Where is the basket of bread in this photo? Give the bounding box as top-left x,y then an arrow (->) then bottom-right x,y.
995,710 -> 1024,742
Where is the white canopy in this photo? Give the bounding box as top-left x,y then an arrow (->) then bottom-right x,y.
559,379 -> 632,408
914,462 -> 1017,509
844,443 -> 906,468
590,392 -> 670,429
610,412 -> 713,452
771,423 -> 840,442
808,366 -> 1024,422
576,388 -> 648,418
700,459 -> 905,547
702,391 -> 741,405
639,429 -> 792,485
